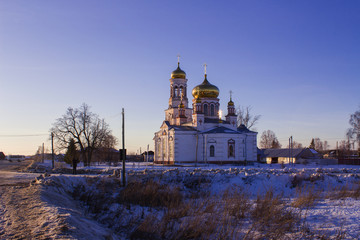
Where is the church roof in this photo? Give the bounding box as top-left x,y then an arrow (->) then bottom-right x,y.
171,126 -> 197,131
237,124 -> 257,133
162,121 -> 196,132
202,126 -> 239,134
204,118 -> 230,124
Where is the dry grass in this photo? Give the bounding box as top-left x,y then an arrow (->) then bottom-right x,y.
326,182 -> 360,200
118,179 -> 182,208
222,186 -> 251,220
69,176 -> 360,239
292,185 -> 320,209
247,189 -> 299,239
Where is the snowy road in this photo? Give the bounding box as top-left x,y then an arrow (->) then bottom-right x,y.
0,160 -> 39,186
0,161 -> 117,239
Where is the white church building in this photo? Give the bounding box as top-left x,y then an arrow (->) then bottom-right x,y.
154,61 -> 257,164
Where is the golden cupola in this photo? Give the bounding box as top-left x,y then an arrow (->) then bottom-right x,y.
171,62 -> 186,79
192,74 -> 219,99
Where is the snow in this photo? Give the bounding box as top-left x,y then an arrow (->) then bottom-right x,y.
2,160 -> 360,239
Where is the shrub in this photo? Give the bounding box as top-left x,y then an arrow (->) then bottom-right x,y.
222,186 -> 251,220
249,189 -> 299,239
292,185 -> 320,209
118,180 -> 182,208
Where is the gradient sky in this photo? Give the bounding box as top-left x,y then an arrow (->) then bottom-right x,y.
1,1 -> 359,155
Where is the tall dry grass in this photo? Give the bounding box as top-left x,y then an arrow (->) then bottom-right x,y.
291,185 -> 320,209
69,176 -> 358,239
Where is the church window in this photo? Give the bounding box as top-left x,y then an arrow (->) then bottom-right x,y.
169,143 -> 173,158
228,139 -> 235,158
204,104 -> 208,115
157,139 -> 161,158
179,86 -> 183,97
210,145 -> 215,157
174,86 -> 178,97
162,140 -> 166,159
215,105 -> 219,116
210,104 -> 215,116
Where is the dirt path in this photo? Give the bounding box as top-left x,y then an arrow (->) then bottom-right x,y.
0,160 -> 67,239
0,160 -> 116,240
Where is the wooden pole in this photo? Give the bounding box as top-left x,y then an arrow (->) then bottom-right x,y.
42,142 -> 44,163
51,132 -> 54,169
122,108 -> 126,187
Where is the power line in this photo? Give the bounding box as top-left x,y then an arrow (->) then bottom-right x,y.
0,134 -> 49,138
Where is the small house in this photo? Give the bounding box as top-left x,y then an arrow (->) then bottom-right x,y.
259,148 -> 326,164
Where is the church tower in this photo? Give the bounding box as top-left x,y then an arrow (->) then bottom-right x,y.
225,92 -> 238,130
191,64 -> 220,129
165,58 -> 192,125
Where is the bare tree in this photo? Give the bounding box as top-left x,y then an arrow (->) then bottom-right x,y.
260,130 -> 282,149
51,103 -> 117,166
309,138 -> 329,152
236,106 -> 261,130
347,107 -> 360,155
310,138 -> 329,152
338,139 -> 352,157
287,140 -> 303,148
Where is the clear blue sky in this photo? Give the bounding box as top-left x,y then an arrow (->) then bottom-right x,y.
1,1 -> 359,155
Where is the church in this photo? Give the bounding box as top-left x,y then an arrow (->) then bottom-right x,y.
154,60 -> 258,164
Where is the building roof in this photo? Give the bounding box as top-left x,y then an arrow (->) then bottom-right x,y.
260,148 -> 319,158
202,126 -> 239,134
171,125 -> 197,131
262,148 -> 304,158
204,118 -> 230,124
161,121 -> 196,132
237,124 -> 257,133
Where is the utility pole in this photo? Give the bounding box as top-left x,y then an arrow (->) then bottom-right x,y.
289,136 -> 293,165
51,132 -> 54,169
121,108 -> 126,187
289,138 -> 291,164
42,143 -> 45,163
290,136 -> 293,165
147,144 -> 149,162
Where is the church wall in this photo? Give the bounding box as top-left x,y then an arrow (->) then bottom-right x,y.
173,132 -> 197,162
244,133 -> 258,162
153,129 -> 176,164
201,133 -> 245,163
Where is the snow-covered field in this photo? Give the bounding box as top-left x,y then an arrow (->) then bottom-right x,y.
2,160 -> 360,239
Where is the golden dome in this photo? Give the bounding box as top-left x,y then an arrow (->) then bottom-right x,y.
192,74 -> 219,98
171,63 -> 186,79
228,98 -> 234,106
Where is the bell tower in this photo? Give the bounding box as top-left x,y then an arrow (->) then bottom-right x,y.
225,91 -> 237,130
165,56 -> 192,125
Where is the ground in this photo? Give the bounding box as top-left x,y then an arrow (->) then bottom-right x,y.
1,160 -> 360,239
0,160 -> 114,239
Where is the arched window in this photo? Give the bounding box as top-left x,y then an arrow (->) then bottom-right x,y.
204,104 -> 208,115
210,145 -> 215,157
215,105 -> 219,117
174,86 -> 178,97
179,86 -> 183,97
229,145 -> 234,157
228,139 -> 235,158
210,104 -> 215,116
